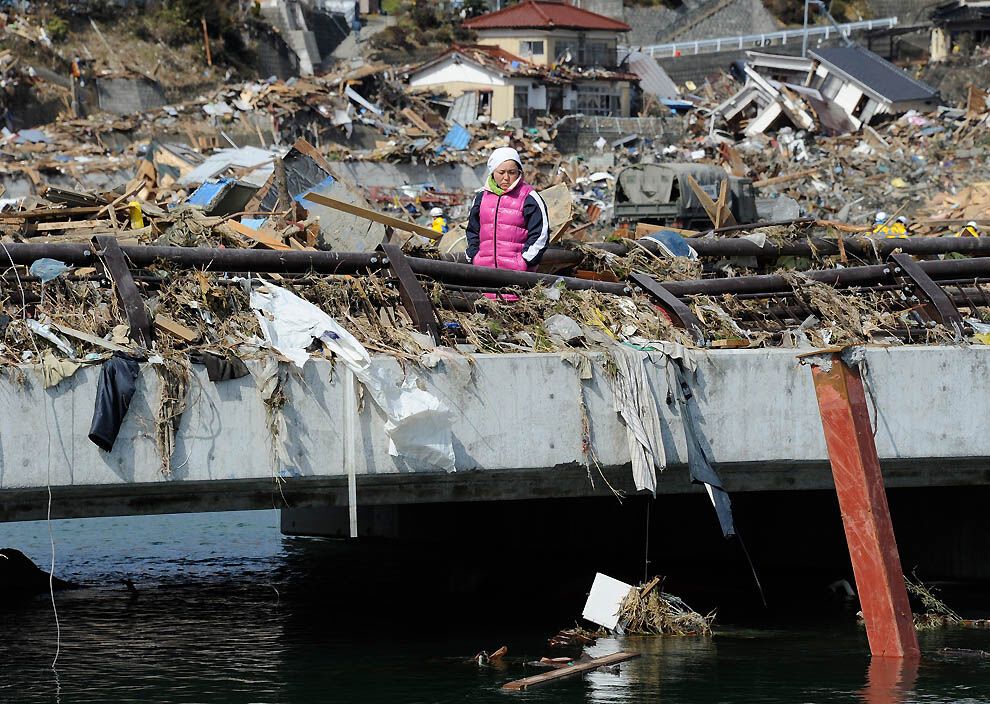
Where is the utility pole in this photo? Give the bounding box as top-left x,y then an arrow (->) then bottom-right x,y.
802,0 -> 810,57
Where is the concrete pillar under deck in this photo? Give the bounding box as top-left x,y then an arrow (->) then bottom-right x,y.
281,506 -> 399,538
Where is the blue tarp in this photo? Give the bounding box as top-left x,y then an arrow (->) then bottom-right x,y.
640,230 -> 698,259
660,99 -> 695,113
186,179 -> 234,208
439,123 -> 471,152
297,175 -> 336,204
240,218 -> 267,230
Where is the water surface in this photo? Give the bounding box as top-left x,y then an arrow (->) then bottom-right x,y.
2,511 -> 990,703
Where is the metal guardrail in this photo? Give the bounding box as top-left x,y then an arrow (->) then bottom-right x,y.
625,17 -> 899,58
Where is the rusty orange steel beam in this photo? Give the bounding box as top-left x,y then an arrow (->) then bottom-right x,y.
806,352 -> 920,659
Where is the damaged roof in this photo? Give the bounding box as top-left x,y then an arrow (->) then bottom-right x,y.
810,46 -> 939,105
932,1 -> 990,25
463,0 -> 631,32
409,43 -> 637,84
409,44 -> 554,82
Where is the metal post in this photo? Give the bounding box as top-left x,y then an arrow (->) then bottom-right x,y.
805,352 -> 920,658
802,0 -> 810,56
343,366 -> 359,539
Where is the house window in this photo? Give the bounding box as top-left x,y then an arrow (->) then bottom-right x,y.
519,40 -> 545,58
574,84 -> 620,116
852,92 -> 871,119
819,74 -> 842,100
514,86 -> 529,118
583,41 -> 613,67
554,41 -> 576,64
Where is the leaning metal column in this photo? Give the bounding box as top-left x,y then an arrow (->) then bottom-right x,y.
802,350 -> 920,658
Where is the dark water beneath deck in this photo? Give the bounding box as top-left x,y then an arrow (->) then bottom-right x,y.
3,510 -> 990,703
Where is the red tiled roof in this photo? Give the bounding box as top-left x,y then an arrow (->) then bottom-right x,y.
463,0 -> 631,32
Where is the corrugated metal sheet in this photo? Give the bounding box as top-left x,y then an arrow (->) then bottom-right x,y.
625,51 -> 678,100
448,92 -> 479,126
441,123 -> 472,151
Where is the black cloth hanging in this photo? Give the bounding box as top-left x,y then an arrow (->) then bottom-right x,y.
191,352 -> 249,383
88,353 -> 141,452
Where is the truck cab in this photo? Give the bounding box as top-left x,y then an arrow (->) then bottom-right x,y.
613,163 -> 758,229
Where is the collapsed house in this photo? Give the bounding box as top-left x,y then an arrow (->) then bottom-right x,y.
931,1 -> 990,60
716,45 -> 941,135
405,43 -> 636,124
442,0 -> 637,121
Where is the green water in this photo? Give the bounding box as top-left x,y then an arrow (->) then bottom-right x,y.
2,511 -> 990,703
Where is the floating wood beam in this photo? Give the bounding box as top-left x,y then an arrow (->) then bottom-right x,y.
502,652 -> 640,691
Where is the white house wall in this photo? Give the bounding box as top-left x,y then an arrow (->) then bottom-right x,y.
834,82 -> 863,114
409,58 -> 507,89
528,84 -> 547,110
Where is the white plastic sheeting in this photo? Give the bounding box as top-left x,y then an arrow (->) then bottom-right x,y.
250,282 -> 456,470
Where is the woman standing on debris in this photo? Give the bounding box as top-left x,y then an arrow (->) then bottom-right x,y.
465,147 -> 550,272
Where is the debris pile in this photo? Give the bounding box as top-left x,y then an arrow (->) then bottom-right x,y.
617,576 -> 714,636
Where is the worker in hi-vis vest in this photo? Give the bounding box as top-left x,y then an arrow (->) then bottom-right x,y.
430,207 -> 448,235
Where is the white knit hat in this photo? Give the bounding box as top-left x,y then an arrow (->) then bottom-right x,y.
487,147 -> 522,173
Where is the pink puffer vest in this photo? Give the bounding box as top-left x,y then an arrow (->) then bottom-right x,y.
473,181 -> 535,271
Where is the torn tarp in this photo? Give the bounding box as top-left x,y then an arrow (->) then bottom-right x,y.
608,345 -> 667,495
249,281 -> 455,471
249,138 -> 385,251
669,361 -> 735,538
88,353 -> 141,452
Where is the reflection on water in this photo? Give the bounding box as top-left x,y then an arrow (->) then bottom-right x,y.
2,511 -> 990,703
861,656 -> 919,704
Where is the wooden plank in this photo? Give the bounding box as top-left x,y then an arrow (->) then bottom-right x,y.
715,178 -> 735,228
225,219 -> 291,250
154,314 -> 200,343
502,652 -> 640,691
34,220 -> 109,232
94,236 -> 153,348
753,167 -> 820,188
686,175 -> 720,228
401,107 -> 435,134
303,192 -> 443,241
711,338 -> 749,349
1,206 -> 124,220
50,323 -> 133,353
634,222 -> 701,238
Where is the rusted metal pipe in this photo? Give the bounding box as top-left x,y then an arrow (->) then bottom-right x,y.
0,243 -> 380,273
539,236 -> 990,265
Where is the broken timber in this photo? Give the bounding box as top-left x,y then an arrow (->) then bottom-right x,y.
629,272 -> 706,344
302,192 -> 442,240
502,652 -> 640,691
93,236 -> 153,348
378,243 -> 441,343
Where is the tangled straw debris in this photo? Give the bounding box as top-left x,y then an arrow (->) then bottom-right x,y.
617,576 -> 714,636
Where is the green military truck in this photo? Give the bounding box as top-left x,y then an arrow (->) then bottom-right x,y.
613,163 -> 758,229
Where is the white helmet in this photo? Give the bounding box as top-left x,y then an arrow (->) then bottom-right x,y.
967,220 -> 978,228
430,207 -> 443,217
875,211 -> 888,223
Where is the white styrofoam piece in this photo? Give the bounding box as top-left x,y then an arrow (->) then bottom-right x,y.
582,572 -> 633,630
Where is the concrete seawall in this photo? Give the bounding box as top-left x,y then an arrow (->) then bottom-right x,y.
2,346 -> 988,520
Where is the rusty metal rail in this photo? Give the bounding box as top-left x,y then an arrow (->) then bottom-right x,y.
4,243 -> 990,345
